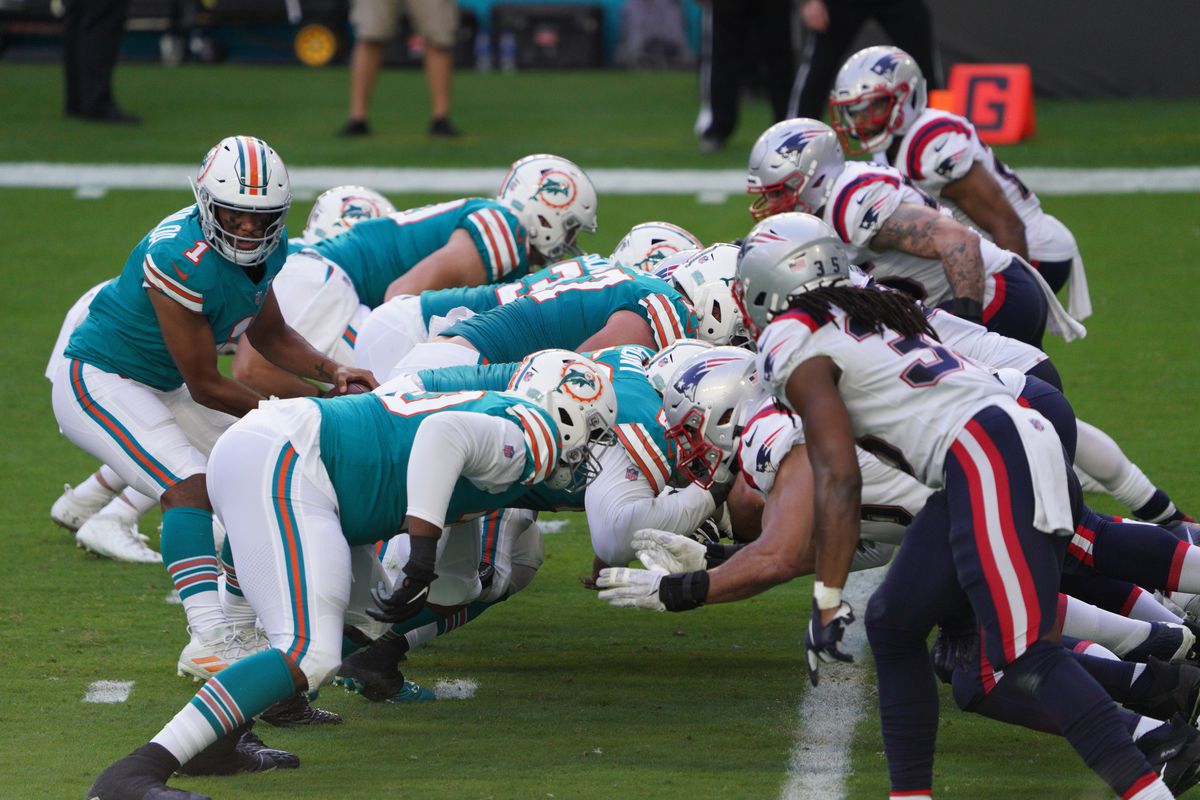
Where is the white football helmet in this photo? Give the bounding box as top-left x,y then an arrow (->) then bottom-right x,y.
609,221 -> 702,273
645,338 -> 713,395
190,135 -> 291,266
506,349 -> 618,491
734,212 -> 852,336
830,46 -> 928,156
670,244 -> 751,347
302,186 -> 395,242
662,349 -> 760,488
651,247 -> 702,284
746,119 -> 844,221
498,154 -> 598,262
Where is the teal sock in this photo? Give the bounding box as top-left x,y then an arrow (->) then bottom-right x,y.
162,506 -> 223,632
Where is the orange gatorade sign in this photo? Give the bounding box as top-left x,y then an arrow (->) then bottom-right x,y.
946,64 -> 1036,144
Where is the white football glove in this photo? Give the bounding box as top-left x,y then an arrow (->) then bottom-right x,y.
596,567 -> 666,611
632,528 -> 706,573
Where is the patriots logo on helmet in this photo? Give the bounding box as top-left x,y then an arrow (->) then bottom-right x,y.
870,52 -> 901,77
934,154 -> 958,178
774,132 -> 821,165
531,170 -> 577,209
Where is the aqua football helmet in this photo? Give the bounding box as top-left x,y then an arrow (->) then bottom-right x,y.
191,135 -> 291,266
302,186 -> 395,242
499,155 -> 598,262
746,119 -> 844,221
830,46 -> 928,156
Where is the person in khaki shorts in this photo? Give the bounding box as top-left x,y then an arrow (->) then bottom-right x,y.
340,0 -> 462,137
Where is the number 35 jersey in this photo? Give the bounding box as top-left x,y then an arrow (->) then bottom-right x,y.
65,204 -> 287,391
756,305 -> 1013,487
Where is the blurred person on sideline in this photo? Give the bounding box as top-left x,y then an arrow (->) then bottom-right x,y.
62,0 -> 140,123
694,0 -> 793,154
339,0 -> 463,137
788,0 -> 940,120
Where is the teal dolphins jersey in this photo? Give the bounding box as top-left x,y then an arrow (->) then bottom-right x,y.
312,390 -> 560,545
419,253 -> 612,324
64,204 -> 287,391
311,198 -> 530,308
416,345 -> 676,510
439,266 -> 698,364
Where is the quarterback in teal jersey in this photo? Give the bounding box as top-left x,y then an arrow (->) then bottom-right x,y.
51,136 -> 377,684
87,351 -> 616,799
231,154 -> 599,398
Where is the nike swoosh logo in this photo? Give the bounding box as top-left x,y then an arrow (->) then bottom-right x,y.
933,141 -> 947,153
171,262 -> 191,281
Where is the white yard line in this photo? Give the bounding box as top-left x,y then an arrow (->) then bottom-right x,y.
83,680 -> 134,704
433,678 -> 478,700
3,164 -> 1200,196
781,570 -> 884,800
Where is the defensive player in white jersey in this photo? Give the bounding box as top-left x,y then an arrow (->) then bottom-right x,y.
231,154 -> 598,398
829,45 -> 1090,320
602,214 -> 1175,799
51,136 -> 377,684
87,350 -> 618,799
745,117 -> 1083,348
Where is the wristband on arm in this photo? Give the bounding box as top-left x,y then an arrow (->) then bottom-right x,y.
403,535 -> 439,584
659,570 -> 710,612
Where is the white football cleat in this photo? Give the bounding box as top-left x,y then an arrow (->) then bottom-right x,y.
75,516 -> 161,564
177,625 -> 254,681
50,483 -> 111,532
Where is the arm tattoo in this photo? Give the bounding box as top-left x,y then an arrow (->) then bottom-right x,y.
314,360 -> 334,382
871,205 -> 983,303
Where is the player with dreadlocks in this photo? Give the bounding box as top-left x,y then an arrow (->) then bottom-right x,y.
597,213 -> 1189,800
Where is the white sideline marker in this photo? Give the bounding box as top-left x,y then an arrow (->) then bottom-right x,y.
780,570 -> 884,800
433,678 -> 477,700
84,680 -> 134,704
2,164 -> 1200,196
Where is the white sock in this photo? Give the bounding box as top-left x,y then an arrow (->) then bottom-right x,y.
1126,777 -> 1174,800
73,470 -> 121,504
1060,595 -> 1153,657
96,488 -> 155,525
218,575 -> 257,629
1074,420 -> 1159,510
1128,588 -> 1184,624
404,622 -> 439,653
96,464 -> 127,492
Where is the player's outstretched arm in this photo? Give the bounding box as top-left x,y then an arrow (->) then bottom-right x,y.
578,311 -> 658,352
870,203 -> 985,319
940,163 -> 1028,261
149,287 -> 265,417
384,230 -> 488,301
243,288 -> 378,394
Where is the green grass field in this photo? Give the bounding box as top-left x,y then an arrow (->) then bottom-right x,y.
2,62 -> 1199,799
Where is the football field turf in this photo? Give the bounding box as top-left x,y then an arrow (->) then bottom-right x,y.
1,63 -> 1199,798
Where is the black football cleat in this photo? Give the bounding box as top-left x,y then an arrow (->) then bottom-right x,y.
1125,622 -> 1194,663
335,635 -> 411,702
1127,657 -> 1200,726
88,743 -> 209,800
258,692 -> 342,727
1153,716 -> 1200,795
238,728 -> 300,769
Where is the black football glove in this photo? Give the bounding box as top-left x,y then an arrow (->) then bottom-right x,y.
367,576 -> 433,623
804,597 -> 856,687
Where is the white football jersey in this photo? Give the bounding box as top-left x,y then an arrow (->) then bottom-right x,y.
756,304 -> 1017,487
884,109 -> 1043,226
820,161 -> 1015,308
737,397 -> 933,543
924,307 -> 1047,374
